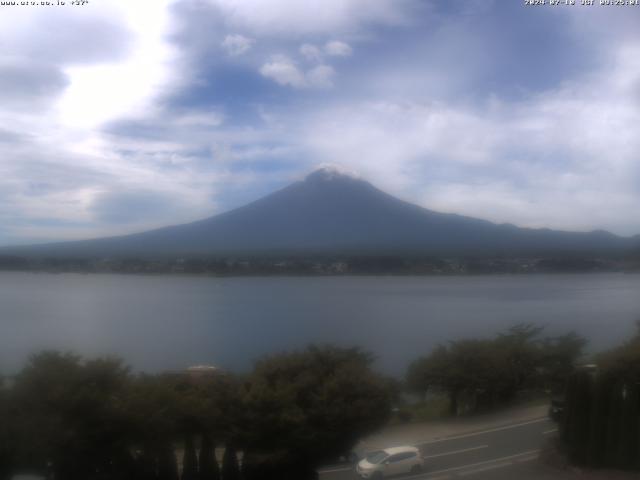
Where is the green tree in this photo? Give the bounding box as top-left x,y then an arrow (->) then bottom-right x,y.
11,352 -> 135,480
407,325 -> 580,415
539,332 -> 586,394
0,374 -> 14,480
562,323 -> 640,471
240,345 -> 392,478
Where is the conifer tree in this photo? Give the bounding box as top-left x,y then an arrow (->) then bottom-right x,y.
182,434 -> 199,480
199,433 -> 220,480
222,445 -> 241,480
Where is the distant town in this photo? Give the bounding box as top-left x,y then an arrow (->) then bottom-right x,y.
1,254 -> 639,276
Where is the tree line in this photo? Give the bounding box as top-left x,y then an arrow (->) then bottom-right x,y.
0,325 -> 603,480
406,324 -> 586,415
0,346 -> 392,480
561,323 -> 640,471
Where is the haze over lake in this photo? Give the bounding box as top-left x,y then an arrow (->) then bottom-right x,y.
1,272 -> 639,376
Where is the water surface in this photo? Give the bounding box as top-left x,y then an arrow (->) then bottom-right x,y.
1,272 -> 638,375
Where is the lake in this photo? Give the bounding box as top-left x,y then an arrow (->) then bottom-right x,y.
1,272 -> 639,376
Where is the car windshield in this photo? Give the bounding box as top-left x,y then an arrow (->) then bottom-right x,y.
365,451 -> 389,464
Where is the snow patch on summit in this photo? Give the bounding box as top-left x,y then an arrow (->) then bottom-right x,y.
306,163 -> 361,181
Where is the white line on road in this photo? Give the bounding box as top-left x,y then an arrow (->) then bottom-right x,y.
319,445 -> 490,475
515,455 -> 540,463
402,449 -> 541,479
423,445 -> 489,459
318,466 -> 351,474
417,417 -> 549,445
458,461 -> 512,476
543,428 -> 558,435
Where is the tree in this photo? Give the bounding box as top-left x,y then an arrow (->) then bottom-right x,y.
408,339 -> 506,414
199,433 -> 220,480
221,445 -> 241,480
561,323 -> 640,471
158,442 -> 180,480
0,374 -> 14,480
11,352 -> 135,480
493,324 -> 544,400
407,325 -> 581,415
240,345 -> 392,478
539,332 -> 586,394
182,434 -> 198,480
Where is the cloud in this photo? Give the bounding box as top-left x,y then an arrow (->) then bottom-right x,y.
0,4 -> 133,65
259,55 -> 335,89
3,0 -> 640,246
324,40 -> 352,57
56,0 -> 179,130
300,41 -> 352,63
306,64 -> 335,88
204,0 -> 419,36
173,111 -> 225,128
0,59 -> 69,108
91,190 -> 186,224
259,55 -> 307,88
300,43 -> 323,62
295,42 -> 640,235
221,34 -> 254,56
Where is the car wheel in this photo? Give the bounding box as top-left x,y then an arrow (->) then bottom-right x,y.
371,472 -> 383,480
410,464 -> 423,474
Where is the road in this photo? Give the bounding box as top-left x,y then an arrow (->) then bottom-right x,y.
319,417 -> 559,480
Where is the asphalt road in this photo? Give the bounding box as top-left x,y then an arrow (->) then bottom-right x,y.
319,417 -> 558,480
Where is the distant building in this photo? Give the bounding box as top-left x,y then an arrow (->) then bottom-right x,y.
185,364 -> 222,383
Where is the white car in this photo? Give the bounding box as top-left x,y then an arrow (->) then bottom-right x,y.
356,446 -> 424,478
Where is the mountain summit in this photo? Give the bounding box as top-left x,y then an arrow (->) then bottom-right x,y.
5,168 -> 635,257
304,165 -> 361,183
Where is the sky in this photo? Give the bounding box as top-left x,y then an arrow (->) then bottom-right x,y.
1,0 -> 640,246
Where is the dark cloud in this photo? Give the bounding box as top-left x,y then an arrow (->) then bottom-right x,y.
0,60 -> 69,106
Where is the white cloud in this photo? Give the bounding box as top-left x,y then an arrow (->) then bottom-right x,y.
221,34 -> 254,56
55,0 -> 179,130
300,43 -> 323,62
324,40 -> 352,57
3,0 -> 640,245
260,55 -> 334,89
0,0 -> 224,244
306,64 -> 335,88
259,55 -> 307,88
205,0 -> 418,36
299,45 -> 640,234
173,111 -> 225,128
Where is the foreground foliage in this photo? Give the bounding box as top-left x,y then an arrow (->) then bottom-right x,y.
0,346 -> 392,480
562,324 -> 640,471
406,325 -> 586,415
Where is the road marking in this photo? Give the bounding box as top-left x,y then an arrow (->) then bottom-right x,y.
515,454 -> 539,463
543,428 -> 558,435
318,466 -> 351,474
423,445 -> 488,459
402,449 -> 541,479
458,461 -> 512,476
319,445 -> 489,475
417,417 -> 549,445
319,450 -> 541,478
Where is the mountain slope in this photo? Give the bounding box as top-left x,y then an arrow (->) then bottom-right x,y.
4,168 -> 636,257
